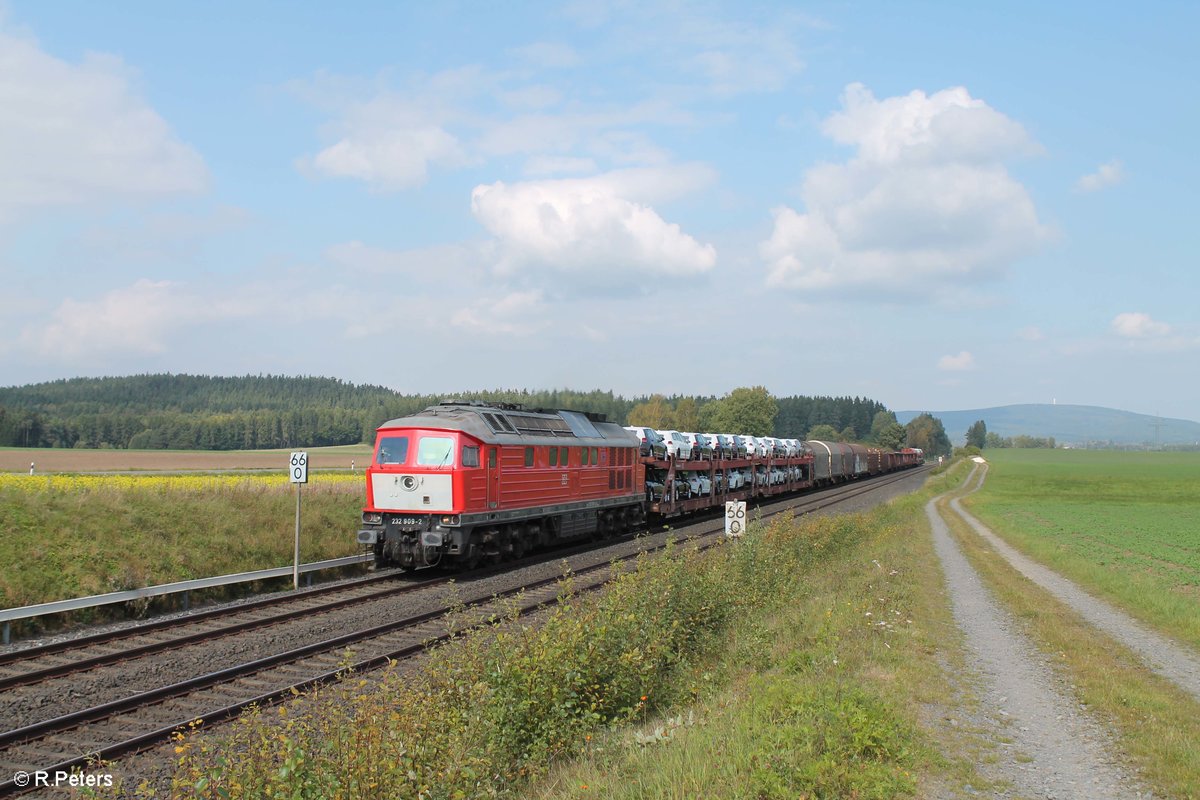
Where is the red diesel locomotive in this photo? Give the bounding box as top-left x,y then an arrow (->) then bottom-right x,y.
357,401 -> 645,569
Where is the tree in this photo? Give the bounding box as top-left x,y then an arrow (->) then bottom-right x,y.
627,395 -> 674,430
877,422 -> 907,451
710,386 -> 778,436
806,424 -> 840,441
984,431 -> 1007,449
905,413 -> 952,457
673,397 -> 700,432
869,410 -> 898,443
965,419 -> 987,449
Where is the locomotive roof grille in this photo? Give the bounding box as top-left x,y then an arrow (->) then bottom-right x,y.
402,402 -> 628,443
509,414 -> 573,436
480,412 -> 518,433
434,398 -> 608,423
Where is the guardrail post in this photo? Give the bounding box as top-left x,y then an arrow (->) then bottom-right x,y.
182,591 -> 190,612
3,622 -> 9,645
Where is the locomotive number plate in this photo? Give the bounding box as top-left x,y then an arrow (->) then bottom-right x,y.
391,516 -> 422,526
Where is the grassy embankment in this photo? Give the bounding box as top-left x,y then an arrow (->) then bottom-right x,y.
147,464 -> 997,800
945,452 -> 1200,796
963,449 -> 1200,649
0,472 -> 364,618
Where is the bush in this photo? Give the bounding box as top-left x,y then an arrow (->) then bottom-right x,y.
168,513 -> 908,798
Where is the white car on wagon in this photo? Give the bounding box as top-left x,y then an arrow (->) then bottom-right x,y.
656,430 -> 693,460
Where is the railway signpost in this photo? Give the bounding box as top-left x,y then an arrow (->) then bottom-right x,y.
290,452 -> 308,589
725,500 -> 746,538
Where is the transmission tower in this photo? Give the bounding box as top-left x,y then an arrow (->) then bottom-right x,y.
1149,415 -> 1166,449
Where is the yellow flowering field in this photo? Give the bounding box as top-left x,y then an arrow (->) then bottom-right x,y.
0,471 -> 360,496
0,471 -> 366,615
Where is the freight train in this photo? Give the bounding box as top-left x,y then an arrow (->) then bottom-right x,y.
356,401 -> 923,570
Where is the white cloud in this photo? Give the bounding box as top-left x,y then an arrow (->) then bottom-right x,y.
300,94 -> 466,190
20,280 -> 206,358
15,273 -> 410,362
474,102 -> 689,164
1112,312 -> 1169,338
1016,325 -> 1045,341
293,69 -> 482,192
1076,160 -> 1125,192
451,290 -> 548,336
0,24 -> 207,221
562,3 -> 810,96
762,83 -> 1048,295
937,351 -> 975,371
685,18 -> 805,95
470,166 -> 717,288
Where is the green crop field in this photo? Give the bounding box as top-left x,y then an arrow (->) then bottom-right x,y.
964,449 -> 1200,648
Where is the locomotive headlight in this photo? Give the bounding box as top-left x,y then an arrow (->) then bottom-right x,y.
362,512 -> 383,525
400,475 -> 418,491
440,515 -> 460,525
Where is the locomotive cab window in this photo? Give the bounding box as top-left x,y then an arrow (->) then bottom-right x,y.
375,436 -> 409,465
416,436 -> 455,467
462,445 -> 480,468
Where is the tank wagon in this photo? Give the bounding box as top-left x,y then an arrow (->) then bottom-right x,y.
359,402 -> 924,569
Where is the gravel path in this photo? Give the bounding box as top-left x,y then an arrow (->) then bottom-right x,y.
953,466 -> 1200,701
927,465 -> 1150,799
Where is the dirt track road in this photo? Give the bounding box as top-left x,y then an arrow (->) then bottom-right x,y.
928,465 -> 1150,799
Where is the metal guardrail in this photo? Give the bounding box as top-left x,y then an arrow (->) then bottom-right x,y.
0,554 -> 372,644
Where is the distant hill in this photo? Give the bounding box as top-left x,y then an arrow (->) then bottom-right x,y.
896,404 -> 1200,447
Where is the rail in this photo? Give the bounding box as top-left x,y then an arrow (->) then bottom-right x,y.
0,554 -> 372,644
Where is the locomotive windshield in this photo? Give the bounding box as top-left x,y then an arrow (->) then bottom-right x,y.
375,436 -> 409,465
417,436 -> 456,467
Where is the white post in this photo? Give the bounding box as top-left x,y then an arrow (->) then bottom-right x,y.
289,451 -> 308,590
29,462 -> 34,476
293,483 -> 302,590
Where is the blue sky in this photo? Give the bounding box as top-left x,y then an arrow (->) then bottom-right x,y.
2,1 -> 1197,422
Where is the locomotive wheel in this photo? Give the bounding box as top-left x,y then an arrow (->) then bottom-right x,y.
463,535 -> 482,570
511,533 -> 526,560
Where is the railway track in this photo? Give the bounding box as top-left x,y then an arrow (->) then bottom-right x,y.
0,466 -> 928,796
0,524 -> 660,692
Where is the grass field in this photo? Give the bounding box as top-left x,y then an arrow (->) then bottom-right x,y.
963,448 -> 1200,649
